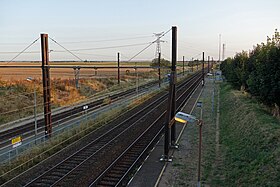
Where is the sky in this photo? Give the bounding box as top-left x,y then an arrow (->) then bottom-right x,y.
0,0 -> 279,62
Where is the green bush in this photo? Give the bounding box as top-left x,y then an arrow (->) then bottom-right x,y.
221,29 -> 280,107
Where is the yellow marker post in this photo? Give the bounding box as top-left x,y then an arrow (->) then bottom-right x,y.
12,136 -> 22,148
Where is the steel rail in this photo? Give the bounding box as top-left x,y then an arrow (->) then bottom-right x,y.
22,84 -> 170,186
0,80 -> 159,147
1,71 -> 201,186
92,72 -> 202,186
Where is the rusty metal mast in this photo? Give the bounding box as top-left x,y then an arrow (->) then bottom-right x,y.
41,33 -> 52,138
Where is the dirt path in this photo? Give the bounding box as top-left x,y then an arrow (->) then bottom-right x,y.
207,86 -> 225,186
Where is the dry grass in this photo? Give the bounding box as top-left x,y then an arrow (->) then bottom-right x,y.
0,66 -> 160,125
0,61 -> 154,81
0,85 -> 162,184
0,77 -> 113,125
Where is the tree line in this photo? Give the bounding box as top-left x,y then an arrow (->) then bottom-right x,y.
221,29 -> 280,109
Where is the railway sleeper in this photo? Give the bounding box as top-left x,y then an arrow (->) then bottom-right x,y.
76,152 -> 95,157
85,146 -> 101,152
49,171 -> 66,177
66,160 -> 82,165
31,181 -> 53,187
113,166 -> 128,172
71,157 -> 87,161
106,173 -> 123,179
98,180 -> 116,186
53,168 -> 73,175
133,144 -> 147,149
109,169 -> 125,175
34,178 -> 56,186
102,176 -> 120,182
116,163 -> 131,168
40,175 -> 61,181
122,157 -> 137,162
126,151 -> 140,155
119,160 -> 134,165
63,169 -> 86,180
63,161 -> 80,166
125,151 -> 140,156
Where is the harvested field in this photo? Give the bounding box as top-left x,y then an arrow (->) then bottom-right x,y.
0,62 -> 159,81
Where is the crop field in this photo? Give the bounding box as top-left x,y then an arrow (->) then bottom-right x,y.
0,61 -> 157,81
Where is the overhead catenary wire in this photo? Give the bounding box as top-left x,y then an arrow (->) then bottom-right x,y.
191,52 -> 202,60
59,35 -> 154,44
49,37 -> 84,62
0,42 -> 39,46
66,52 -> 116,58
5,37 -> 40,64
0,51 -> 40,54
127,28 -> 172,62
51,42 -> 150,52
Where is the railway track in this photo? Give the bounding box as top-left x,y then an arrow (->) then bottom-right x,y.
93,72 -> 201,187
0,79 -> 161,148
1,72 -> 202,187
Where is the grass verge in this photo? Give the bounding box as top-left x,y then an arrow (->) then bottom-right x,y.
219,83 -> 280,186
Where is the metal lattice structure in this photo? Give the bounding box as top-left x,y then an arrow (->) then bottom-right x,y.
154,32 -> 164,59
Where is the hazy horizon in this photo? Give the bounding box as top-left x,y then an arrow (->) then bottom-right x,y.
1,0 -> 279,62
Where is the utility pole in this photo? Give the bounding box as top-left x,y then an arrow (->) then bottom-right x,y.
183,56 -> 185,76
192,57 -> 194,72
117,52 -> 120,85
162,26 -> 177,162
202,52 -> 205,87
158,52 -> 161,87
222,43 -> 225,61
218,34 -> 221,62
208,56 -> 210,73
170,26 -> 177,148
41,33 -> 52,138
154,32 -> 164,59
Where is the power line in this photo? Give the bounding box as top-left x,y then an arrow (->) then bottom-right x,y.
6,37 -> 40,64
51,42 -> 150,52
68,52 -> 116,58
191,52 -> 202,60
127,28 -> 172,62
0,42 -> 41,46
49,37 -> 84,61
0,51 -> 40,54
122,42 -> 154,62
154,32 -> 165,58
59,35 -> 154,44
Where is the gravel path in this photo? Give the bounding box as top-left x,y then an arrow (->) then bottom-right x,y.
157,76 -> 219,186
